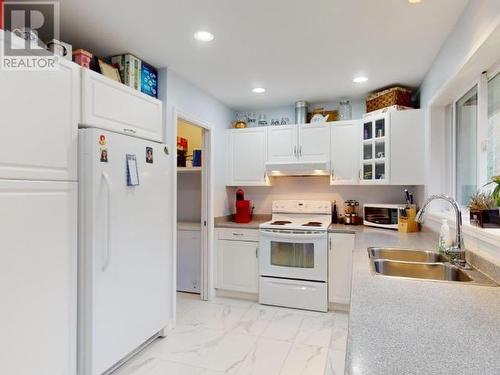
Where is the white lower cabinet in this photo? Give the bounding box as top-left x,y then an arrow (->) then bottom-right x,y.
328,233 -> 355,306
216,229 -> 259,294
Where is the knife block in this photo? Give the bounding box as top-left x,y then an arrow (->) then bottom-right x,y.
398,206 -> 420,233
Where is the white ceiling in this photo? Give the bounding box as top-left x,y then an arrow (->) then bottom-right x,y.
60,0 -> 468,110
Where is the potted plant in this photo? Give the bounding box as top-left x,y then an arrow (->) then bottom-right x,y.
467,191 -> 500,228
484,175 -> 500,206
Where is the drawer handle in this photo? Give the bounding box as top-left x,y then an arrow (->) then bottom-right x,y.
123,128 -> 137,134
232,233 -> 244,236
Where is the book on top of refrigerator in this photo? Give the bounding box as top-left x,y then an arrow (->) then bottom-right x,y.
110,53 -> 158,98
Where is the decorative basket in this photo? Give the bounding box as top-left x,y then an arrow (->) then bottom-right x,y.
366,87 -> 413,113
307,108 -> 338,123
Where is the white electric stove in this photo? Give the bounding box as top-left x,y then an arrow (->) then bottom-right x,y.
259,200 -> 331,312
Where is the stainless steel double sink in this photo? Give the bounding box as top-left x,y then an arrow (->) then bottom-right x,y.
368,248 -> 498,286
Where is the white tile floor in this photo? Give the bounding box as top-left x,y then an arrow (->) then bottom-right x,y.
115,293 -> 347,375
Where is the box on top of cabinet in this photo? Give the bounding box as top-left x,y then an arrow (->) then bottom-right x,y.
110,53 -> 158,98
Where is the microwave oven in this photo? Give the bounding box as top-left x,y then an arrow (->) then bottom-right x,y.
363,204 -> 403,230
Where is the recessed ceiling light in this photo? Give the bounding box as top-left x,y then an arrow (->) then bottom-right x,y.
252,87 -> 266,94
408,0 -> 422,4
194,31 -> 214,42
353,76 -> 368,83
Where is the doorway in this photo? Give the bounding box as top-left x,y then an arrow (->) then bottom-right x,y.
173,112 -> 212,312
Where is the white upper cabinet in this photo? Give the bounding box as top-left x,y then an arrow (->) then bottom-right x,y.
360,113 -> 391,184
390,109 -> 425,185
0,59 -> 79,181
227,128 -> 269,186
299,124 -> 331,162
267,123 -> 330,163
267,125 -> 299,162
330,121 -> 360,185
81,69 -> 163,142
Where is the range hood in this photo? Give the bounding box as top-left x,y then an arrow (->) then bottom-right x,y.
265,161 -> 330,177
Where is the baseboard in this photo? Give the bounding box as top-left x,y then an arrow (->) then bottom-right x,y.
215,289 -> 258,302
329,302 -> 350,312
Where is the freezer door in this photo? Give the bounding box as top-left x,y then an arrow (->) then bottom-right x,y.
79,128 -> 171,375
0,180 -> 77,375
0,59 -> 79,181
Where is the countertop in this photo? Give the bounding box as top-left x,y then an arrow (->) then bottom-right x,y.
345,226 -> 500,375
214,214 -> 271,229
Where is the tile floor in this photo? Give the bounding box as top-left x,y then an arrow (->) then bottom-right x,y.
115,293 -> 348,375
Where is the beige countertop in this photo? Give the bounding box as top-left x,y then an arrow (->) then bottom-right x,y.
214,214 -> 271,229
344,226 -> 500,375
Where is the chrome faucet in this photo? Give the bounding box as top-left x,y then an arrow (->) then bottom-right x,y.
415,194 -> 469,269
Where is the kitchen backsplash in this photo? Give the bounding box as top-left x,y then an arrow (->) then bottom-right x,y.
226,176 -> 424,214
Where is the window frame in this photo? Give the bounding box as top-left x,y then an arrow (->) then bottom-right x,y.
451,71 -> 494,206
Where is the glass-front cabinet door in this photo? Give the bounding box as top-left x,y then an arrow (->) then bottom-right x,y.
361,114 -> 389,183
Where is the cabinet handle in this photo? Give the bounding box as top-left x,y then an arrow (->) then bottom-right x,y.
123,128 -> 137,134
358,169 -> 362,180
293,146 -> 297,157
256,247 -> 258,258
331,169 -> 335,180
299,145 -> 302,157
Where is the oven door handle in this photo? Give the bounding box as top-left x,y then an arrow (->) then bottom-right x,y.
259,230 -> 326,240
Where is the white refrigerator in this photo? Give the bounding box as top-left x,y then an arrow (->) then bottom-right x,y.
78,128 -> 171,375
0,54 -> 79,375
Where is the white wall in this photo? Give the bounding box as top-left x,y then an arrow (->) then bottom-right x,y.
420,0 -> 500,107
236,99 -> 365,125
418,0 -> 500,261
226,177 -> 422,215
159,68 -> 234,318
162,69 -> 235,217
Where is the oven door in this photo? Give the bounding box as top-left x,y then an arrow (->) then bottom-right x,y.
259,229 -> 327,282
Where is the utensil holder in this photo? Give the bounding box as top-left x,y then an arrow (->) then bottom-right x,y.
398,206 -> 420,233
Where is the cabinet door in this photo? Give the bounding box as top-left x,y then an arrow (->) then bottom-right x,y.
267,125 -> 298,162
360,115 -> 390,184
0,59 -> 79,181
330,122 -> 360,184
0,180 -> 77,375
299,123 -> 330,162
217,240 -> 259,293
228,128 -> 268,186
81,69 -> 163,142
328,233 -> 354,305
177,229 -> 201,293
390,109 -> 424,185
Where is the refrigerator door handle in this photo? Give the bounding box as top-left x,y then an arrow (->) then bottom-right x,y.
101,171 -> 112,272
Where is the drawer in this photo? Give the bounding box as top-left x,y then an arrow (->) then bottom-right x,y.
259,277 -> 327,312
217,228 -> 259,242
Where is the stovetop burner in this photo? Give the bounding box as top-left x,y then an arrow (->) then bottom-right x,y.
270,220 -> 292,225
302,222 -> 323,227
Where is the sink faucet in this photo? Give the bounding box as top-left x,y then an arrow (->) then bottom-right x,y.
415,194 -> 469,268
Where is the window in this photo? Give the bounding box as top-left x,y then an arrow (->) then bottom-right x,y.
488,73 -> 500,181
455,86 -> 478,206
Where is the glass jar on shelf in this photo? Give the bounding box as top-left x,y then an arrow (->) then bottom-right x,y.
339,100 -> 352,121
